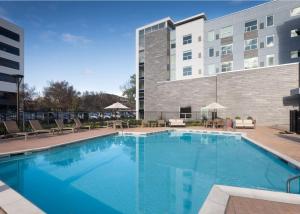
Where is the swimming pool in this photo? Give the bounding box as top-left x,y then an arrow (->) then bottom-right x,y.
0,131 -> 299,214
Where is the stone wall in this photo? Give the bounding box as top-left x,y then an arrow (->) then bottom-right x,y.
144,63 -> 299,126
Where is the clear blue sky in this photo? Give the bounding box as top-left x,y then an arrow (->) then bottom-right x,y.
0,1 -> 267,95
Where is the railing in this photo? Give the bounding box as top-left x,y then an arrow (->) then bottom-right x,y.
286,174 -> 300,193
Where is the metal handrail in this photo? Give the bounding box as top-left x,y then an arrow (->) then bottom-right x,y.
286,174 -> 300,193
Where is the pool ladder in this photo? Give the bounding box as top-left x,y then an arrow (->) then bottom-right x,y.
286,174 -> 300,193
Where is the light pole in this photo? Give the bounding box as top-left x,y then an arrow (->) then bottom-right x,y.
11,74 -> 23,127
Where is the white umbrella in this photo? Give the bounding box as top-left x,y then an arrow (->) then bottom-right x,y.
105,102 -> 128,110
201,102 -> 226,111
201,102 -> 226,120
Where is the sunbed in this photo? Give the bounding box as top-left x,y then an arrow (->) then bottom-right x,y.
55,119 -> 76,133
29,120 -> 57,134
3,120 -> 31,141
74,118 -> 91,131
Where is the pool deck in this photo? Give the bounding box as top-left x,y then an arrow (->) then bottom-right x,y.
1,126 -> 300,214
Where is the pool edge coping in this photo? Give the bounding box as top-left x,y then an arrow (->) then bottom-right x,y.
199,185 -> 300,214
0,132 -> 118,158
0,180 -> 45,214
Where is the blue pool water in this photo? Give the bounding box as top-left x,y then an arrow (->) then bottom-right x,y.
0,131 -> 299,214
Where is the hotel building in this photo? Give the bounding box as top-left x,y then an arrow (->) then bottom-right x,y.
136,0 -> 300,126
0,18 -> 24,112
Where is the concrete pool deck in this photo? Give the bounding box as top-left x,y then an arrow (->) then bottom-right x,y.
1,126 -> 300,213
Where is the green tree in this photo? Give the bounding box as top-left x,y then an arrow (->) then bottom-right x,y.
120,74 -> 136,105
43,81 -> 80,111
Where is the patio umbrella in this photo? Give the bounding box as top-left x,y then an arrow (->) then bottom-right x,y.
105,102 -> 128,119
201,102 -> 226,119
105,102 -> 128,110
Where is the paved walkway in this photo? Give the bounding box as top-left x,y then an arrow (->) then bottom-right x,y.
225,196 -> 300,214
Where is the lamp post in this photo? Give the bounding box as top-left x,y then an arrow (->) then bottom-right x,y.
11,74 -> 23,127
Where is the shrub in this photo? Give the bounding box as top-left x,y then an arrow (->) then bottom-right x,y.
235,116 -> 241,119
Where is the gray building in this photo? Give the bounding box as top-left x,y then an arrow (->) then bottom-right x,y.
204,0 -> 300,75
0,18 -> 24,112
136,1 -> 300,127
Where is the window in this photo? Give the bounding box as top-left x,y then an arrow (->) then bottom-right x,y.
290,51 -> 300,59
221,61 -> 233,72
209,48 -> 214,57
183,51 -> 192,60
266,55 -> 275,66
0,26 -> 20,42
245,20 -> 257,32
0,57 -> 20,70
180,107 -> 191,119
183,66 -> 192,76
198,52 -> 201,58
245,38 -> 257,51
220,26 -> 233,38
244,57 -> 258,69
183,35 -> 192,45
291,7 -> 300,17
139,50 -> 144,63
170,39 -> 176,49
198,36 -> 202,42
266,15 -> 274,27
221,44 -> 233,56
266,35 -> 274,47
207,64 -> 216,75
208,31 -> 214,42
0,42 -> 20,56
291,29 -> 300,37
158,22 -> 165,29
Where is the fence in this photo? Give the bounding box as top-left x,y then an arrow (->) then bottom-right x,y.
142,111 -> 216,121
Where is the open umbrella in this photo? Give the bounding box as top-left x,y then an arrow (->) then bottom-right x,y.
201,102 -> 226,120
105,102 -> 128,119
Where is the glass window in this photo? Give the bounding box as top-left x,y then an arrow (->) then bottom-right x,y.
244,57 -> 258,69
245,38 -> 257,51
170,39 -> 176,49
266,35 -> 274,47
221,44 -> 232,56
209,48 -> 214,57
220,26 -> 233,38
207,31 -> 214,42
290,51 -> 300,59
183,66 -> 192,76
0,57 -> 20,70
139,30 -> 144,36
291,29 -> 300,37
245,20 -> 257,32
266,55 -> 274,66
0,42 -> 20,56
183,35 -> 192,45
183,51 -> 192,60
151,24 -> 158,31
145,27 -> 151,34
0,26 -> 20,42
266,15 -> 274,27
207,64 -> 216,75
158,22 -> 165,29
291,7 -> 300,17
221,61 -> 233,72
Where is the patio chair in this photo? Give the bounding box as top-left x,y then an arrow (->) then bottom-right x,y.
55,119 -> 76,133
157,120 -> 167,127
3,120 -> 32,141
234,119 -> 244,129
74,118 -> 91,131
169,119 -> 186,127
215,119 -> 225,128
205,120 -> 214,128
141,120 -> 149,127
243,119 -> 255,129
29,120 -> 57,134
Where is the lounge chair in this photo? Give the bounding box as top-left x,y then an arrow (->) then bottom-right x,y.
74,118 -> 91,131
141,120 -> 149,127
157,120 -> 167,127
3,120 -> 31,141
169,119 -> 186,127
29,120 -> 57,134
55,119 -> 76,133
205,120 -> 214,128
243,119 -> 255,129
215,119 -> 225,128
234,119 -> 244,129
